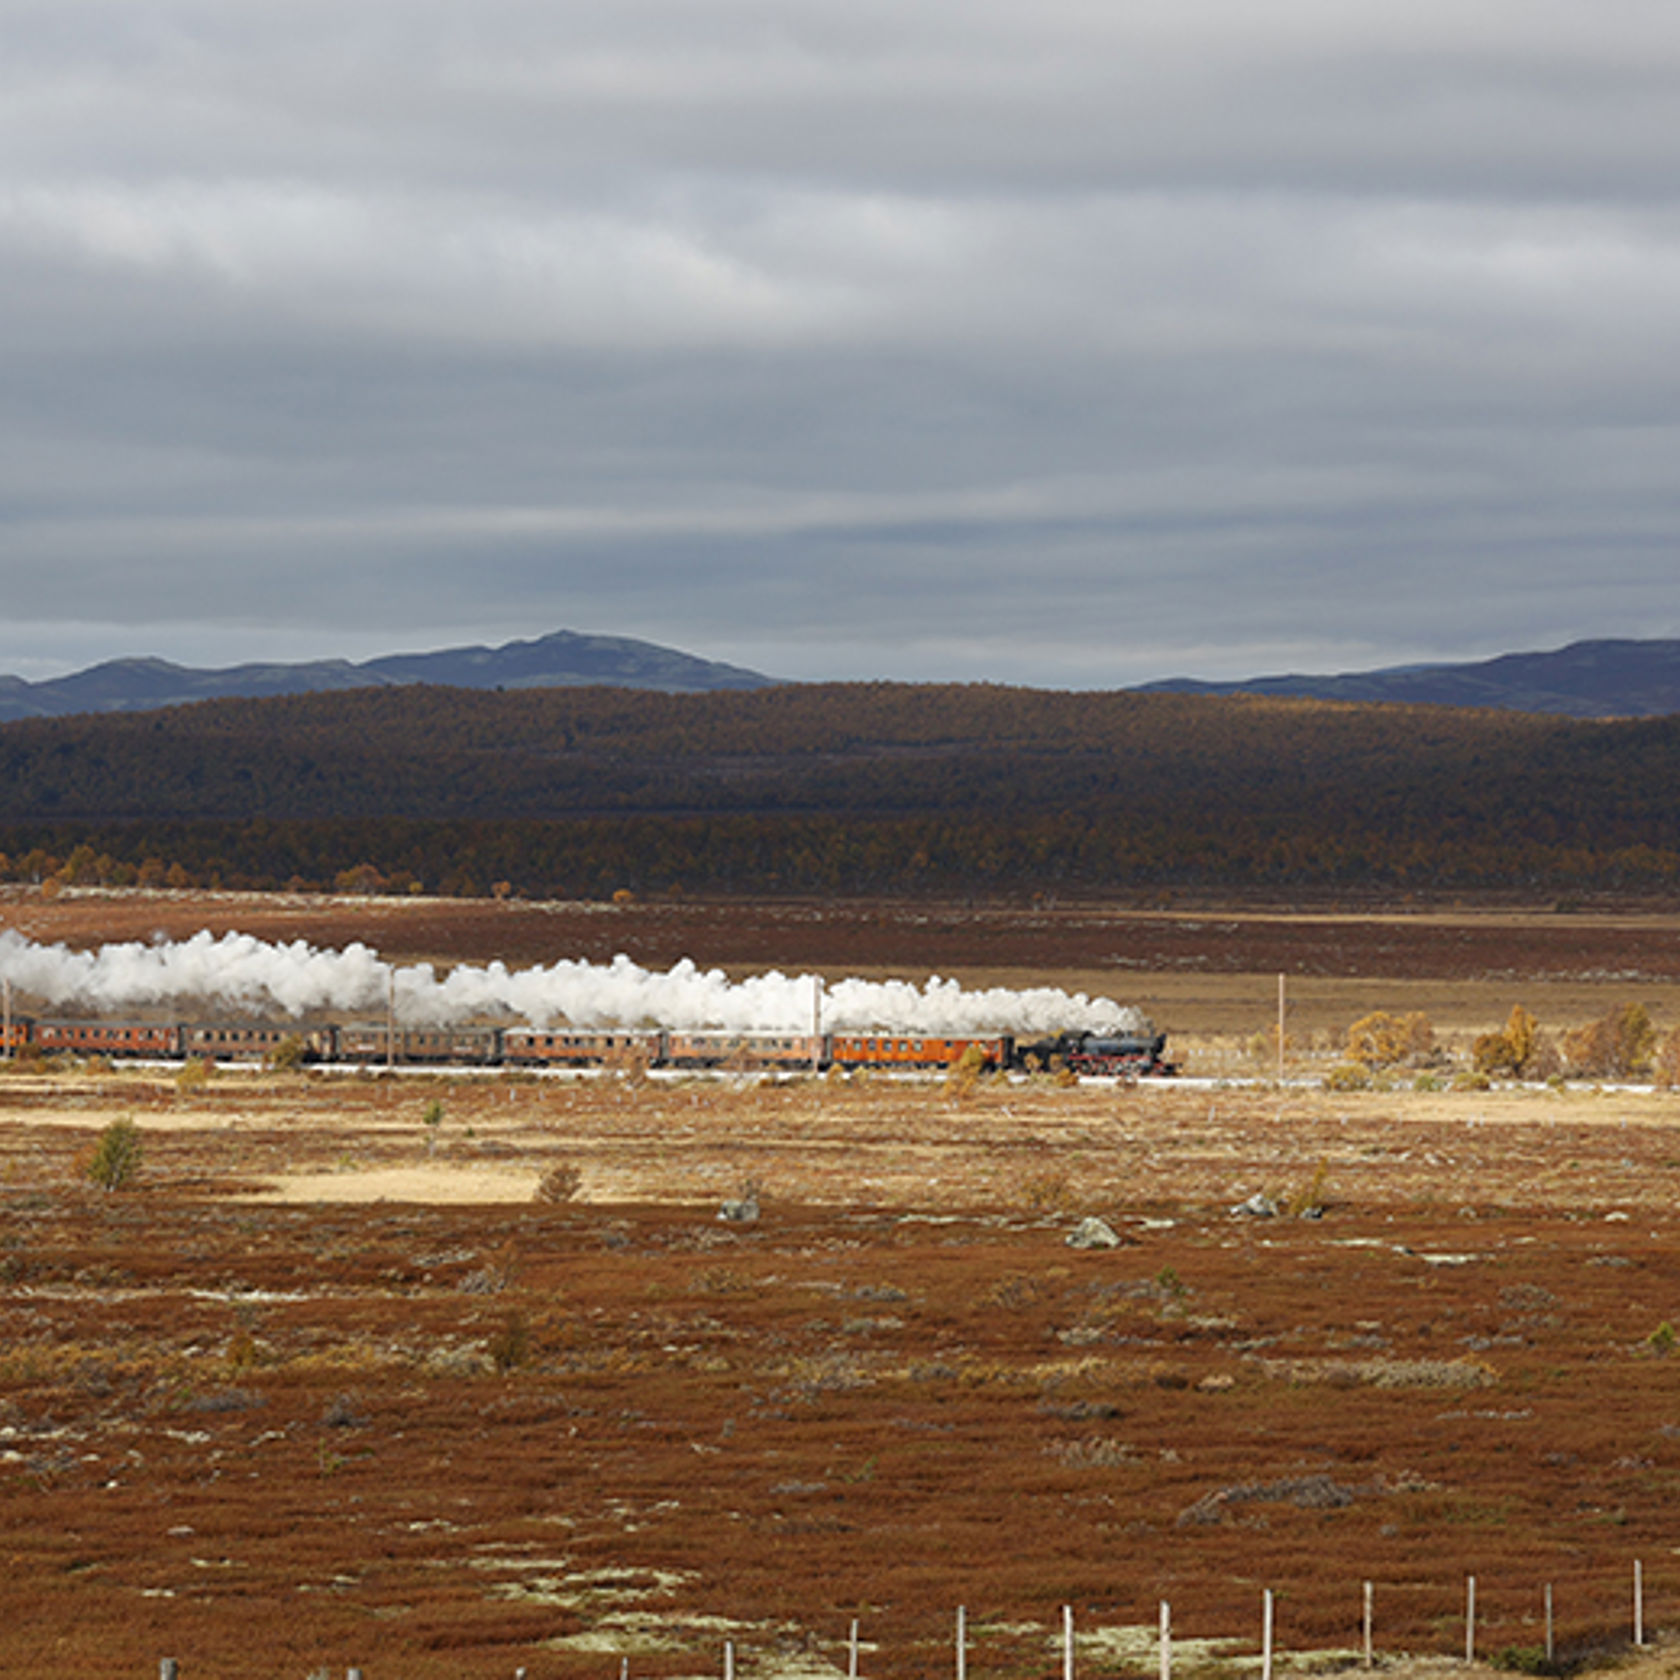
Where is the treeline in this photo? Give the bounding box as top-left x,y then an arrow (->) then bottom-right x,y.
1,683 -> 1679,895
3,807 -> 1679,899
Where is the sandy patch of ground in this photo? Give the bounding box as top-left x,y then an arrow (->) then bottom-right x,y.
246,1162 -> 543,1203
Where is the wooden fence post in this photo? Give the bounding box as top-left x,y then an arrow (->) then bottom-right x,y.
1363,1582 -> 1374,1669
1466,1575 -> 1476,1665
1159,1601 -> 1171,1680
1262,1589 -> 1274,1680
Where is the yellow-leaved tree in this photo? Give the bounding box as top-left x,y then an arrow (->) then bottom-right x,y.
1345,1011 -> 1435,1068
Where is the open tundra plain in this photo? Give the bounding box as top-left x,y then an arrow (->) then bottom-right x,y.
2,890 -> 1680,1679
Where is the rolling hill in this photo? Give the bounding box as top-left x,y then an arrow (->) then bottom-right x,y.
1135,637 -> 1680,718
0,629 -> 775,722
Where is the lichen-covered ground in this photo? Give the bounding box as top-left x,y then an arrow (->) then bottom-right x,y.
1,1062 -> 1678,1679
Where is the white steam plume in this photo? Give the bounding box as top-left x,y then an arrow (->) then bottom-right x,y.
0,929 -> 1149,1037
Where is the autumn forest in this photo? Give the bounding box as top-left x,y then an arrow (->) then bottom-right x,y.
1,683 -> 1677,899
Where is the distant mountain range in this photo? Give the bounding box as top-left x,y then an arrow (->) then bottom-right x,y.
4,632 -> 1679,723
1134,638 -> 1680,719
0,630 -> 776,721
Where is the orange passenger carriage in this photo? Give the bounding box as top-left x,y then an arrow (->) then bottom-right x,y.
35,1019 -> 183,1058
828,1034 -> 1009,1071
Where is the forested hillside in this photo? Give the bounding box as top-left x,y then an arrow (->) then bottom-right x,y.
1,683 -> 1677,897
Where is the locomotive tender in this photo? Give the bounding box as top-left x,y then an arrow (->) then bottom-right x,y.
0,1015 -> 1174,1076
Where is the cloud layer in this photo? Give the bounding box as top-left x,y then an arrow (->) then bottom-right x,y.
3,1 -> 1679,685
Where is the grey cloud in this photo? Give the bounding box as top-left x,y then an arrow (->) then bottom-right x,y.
2,0 -> 1680,686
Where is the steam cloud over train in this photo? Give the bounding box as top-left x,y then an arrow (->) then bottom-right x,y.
0,930 -> 1174,1075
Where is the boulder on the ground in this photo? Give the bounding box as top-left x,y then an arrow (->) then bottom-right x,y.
1066,1215 -> 1122,1249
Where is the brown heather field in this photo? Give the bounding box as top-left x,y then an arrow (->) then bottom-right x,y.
3,890 -> 1680,1680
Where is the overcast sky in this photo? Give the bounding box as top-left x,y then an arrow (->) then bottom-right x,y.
4,0 -> 1680,689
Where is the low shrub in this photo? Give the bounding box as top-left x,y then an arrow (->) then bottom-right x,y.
320,1392 -> 368,1428
534,1161 -> 584,1203
1491,1646 -> 1566,1677
267,1034 -> 309,1071
1287,1158 -> 1331,1217
1655,1024 -> 1680,1089
945,1041 -> 989,1100
175,1057 -> 212,1096
1322,1062 -> 1371,1092
82,1117 -> 143,1191
1017,1167 -> 1072,1213
488,1309 -> 530,1373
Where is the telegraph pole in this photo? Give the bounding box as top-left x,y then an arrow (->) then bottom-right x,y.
1277,972 -> 1286,1085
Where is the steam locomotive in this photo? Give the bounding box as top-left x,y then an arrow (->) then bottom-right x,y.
0,1015 -> 1174,1076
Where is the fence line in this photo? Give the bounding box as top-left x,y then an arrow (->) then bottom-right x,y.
149,1557 -> 1665,1679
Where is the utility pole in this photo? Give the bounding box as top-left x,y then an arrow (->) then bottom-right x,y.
1277,972 -> 1286,1085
